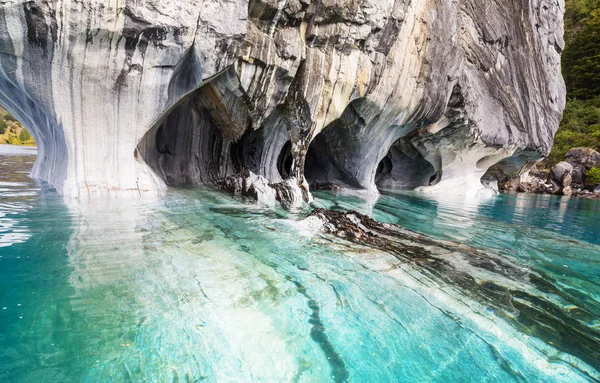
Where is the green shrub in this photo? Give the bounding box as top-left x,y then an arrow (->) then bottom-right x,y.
585,167 -> 600,186
563,8 -> 600,100
0,119 -> 6,134
18,128 -> 31,142
4,113 -> 17,122
550,1 -> 600,163
549,97 -> 600,163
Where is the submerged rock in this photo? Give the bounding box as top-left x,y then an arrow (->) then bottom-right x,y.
221,170 -> 277,206
220,170 -> 308,208
0,0 -> 565,199
308,208 -> 600,375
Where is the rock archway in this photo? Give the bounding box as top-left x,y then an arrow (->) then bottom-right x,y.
0,75 -> 67,192
0,0 -> 566,200
375,138 -> 437,190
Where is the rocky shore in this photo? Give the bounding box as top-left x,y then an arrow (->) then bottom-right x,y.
498,147 -> 600,199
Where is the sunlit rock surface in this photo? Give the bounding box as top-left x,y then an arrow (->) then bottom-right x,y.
0,0 -> 565,199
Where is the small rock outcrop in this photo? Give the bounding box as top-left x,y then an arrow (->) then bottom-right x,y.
0,0 -> 566,199
565,147 -> 600,189
550,161 -> 574,196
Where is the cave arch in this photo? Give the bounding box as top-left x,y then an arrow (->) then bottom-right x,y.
375,138 -> 437,190
0,75 -> 68,193
304,99 -> 402,191
136,66 -> 252,186
482,150 -> 542,187
136,64 -> 299,189
303,97 -> 438,193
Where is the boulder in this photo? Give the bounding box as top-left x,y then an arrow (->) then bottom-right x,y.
220,170 -> 277,206
565,147 -> 600,188
565,147 -> 600,170
550,161 -> 574,195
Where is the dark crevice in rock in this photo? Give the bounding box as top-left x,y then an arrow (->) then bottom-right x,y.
277,140 -> 293,180
285,276 -> 350,383
375,137 -> 436,190
375,154 -> 393,180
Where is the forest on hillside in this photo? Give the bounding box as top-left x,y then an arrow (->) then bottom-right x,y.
550,0 -> 600,162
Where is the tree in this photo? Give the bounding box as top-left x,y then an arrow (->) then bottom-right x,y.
585,167 -> 600,185
562,9 -> 600,100
19,128 -> 31,142
549,1 -> 600,164
0,119 -> 6,134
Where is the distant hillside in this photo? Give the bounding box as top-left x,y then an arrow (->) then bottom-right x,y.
0,106 -> 35,146
549,0 -> 600,163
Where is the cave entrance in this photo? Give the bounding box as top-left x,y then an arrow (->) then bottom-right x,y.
277,140 -> 293,180
375,154 -> 393,182
375,139 -> 436,190
429,173 -> 440,186
304,132 -> 355,189
0,73 -> 67,194
136,67 -> 253,186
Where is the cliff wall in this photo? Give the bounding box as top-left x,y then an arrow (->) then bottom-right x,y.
0,0 -> 566,199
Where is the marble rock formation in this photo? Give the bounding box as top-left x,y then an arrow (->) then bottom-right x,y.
307,208 -> 600,372
0,0 -> 565,200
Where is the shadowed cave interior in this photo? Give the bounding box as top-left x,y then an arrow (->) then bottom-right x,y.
136,68 -> 505,198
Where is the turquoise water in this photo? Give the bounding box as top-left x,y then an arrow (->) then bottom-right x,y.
1,149 -> 599,382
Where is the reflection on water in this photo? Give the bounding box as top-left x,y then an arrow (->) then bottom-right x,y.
1,149 -> 599,382
0,148 -> 38,248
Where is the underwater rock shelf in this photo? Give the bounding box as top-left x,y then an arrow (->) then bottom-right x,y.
308,208 -> 600,378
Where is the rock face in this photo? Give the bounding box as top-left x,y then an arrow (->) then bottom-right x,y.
550,161 -> 573,196
0,0 -> 565,199
565,147 -> 600,189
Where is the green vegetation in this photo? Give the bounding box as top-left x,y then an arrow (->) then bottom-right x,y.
550,0 -> 600,162
0,106 -> 35,146
549,97 -> 600,163
19,128 -> 31,142
4,113 -> 17,123
585,167 -> 600,185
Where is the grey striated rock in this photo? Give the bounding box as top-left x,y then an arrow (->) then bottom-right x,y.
271,177 -> 309,209
220,170 -> 278,206
0,0 -> 566,199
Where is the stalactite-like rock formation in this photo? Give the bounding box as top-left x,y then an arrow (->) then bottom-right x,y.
0,0 -> 565,200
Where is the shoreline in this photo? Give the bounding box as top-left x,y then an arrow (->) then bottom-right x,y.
0,143 -> 38,156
